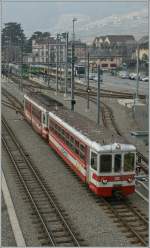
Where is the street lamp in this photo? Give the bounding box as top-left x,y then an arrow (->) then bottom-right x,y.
61,32 -> 69,97
135,41 -> 139,101
72,17 -> 77,42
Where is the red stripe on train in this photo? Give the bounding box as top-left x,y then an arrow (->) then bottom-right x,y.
48,139 -> 86,182
92,173 -> 135,182
49,131 -> 86,168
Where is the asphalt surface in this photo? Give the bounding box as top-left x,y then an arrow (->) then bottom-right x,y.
77,73 -> 149,95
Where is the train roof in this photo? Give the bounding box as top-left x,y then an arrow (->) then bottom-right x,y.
24,93 -> 136,152
24,92 -> 63,112
48,108 -> 135,153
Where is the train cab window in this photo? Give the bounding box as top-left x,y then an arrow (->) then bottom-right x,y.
91,152 -> 98,171
124,153 -> 135,172
100,155 -> 112,173
114,154 -> 122,172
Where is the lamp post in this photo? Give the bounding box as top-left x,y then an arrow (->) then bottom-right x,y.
55,33 -> 60,95
62,32 -> 69,97
97,64 -> 101,126
86,51 -> 90,110
135,42 -> 139,101
71,17 -> 77,111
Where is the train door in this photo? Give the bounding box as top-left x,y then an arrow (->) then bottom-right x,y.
42,111 -> 48,127
88,149 -> 99,184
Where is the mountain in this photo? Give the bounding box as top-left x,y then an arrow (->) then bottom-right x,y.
51,8 -> 148,43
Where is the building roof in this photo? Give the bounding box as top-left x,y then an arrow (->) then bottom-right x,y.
138,36 -> 149,49
88,47 -> 122,58
106,35 -> 135,43
93,35 -> 135,44
138,36 -> 149,44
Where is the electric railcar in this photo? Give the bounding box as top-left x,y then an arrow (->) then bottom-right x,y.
24,93 -> 136,197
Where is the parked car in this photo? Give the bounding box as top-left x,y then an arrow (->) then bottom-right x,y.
141,77 -> 149,82
118,71 -> 129,79
89,72 -> 96,80
129,73 -> 141,80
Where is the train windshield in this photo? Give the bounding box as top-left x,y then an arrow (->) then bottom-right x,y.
100,154 -> 112,173
124,153 -> 135,172
114,154 -> 122,172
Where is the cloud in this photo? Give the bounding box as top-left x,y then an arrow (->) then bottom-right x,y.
51,7 -> 148,41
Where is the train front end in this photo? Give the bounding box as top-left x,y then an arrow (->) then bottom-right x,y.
89,143 -> 136,197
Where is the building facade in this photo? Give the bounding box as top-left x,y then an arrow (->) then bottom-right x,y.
32,38 -> 86,66
88,48 -> 123,70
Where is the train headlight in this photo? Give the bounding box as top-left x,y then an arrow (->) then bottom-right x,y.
116,143 -> 121,149
102,179 -> 108,184
127,178 -> 133,183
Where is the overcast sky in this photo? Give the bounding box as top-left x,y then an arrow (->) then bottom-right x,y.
2,0 -> 148,38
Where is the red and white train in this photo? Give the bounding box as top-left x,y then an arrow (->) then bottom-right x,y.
24,92 -> 136,197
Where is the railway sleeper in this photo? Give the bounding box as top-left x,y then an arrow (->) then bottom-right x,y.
56,242 -> 76,247
53,232 -> 70,238
50,227 -> 65,232
130,239 -> 141,244
37,235 -> 49,240
120,217 -> 139,222
54,237 -> 74,244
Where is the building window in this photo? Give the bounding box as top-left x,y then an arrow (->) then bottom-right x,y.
102,64 -> 108,67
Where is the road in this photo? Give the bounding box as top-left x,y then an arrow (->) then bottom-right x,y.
77,73 -> 149,96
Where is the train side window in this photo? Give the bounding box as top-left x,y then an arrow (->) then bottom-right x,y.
80,144 -> 85,152
114,154 -> 122,172
91,152 -> 97,171
100,155 -> 112,173
80,151 -> 85,161
75,140 -> 79,147
124,153 -> 135,172
43,113 -> 46,125
75,140 -> 79,155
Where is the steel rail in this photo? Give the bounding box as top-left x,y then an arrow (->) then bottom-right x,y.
2,116 -> 82,246
102,197 -> 148,246
135,190 -> 149,203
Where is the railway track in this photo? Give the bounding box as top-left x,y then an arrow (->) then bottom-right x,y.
75,81 -> 146,99
2,85 -> 149,246
2,116 -> 85,247
9,74 -> 146,99
76,91 -> 149,174
99,196 -> 148,246
3,78 -> 149,174
135,179 -> 149,203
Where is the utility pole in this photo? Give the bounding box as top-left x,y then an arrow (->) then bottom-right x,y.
48,39 -> 50,87
64,32 -> 69,97
71,41 -> 75,111
135,42 -> 139,101
97,64 -> 101,126
86,51 -> 90,110
55,34 -> 59,94
59,36 -> 62,88
20,37 -> 23,91
71,17 -> 77,111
